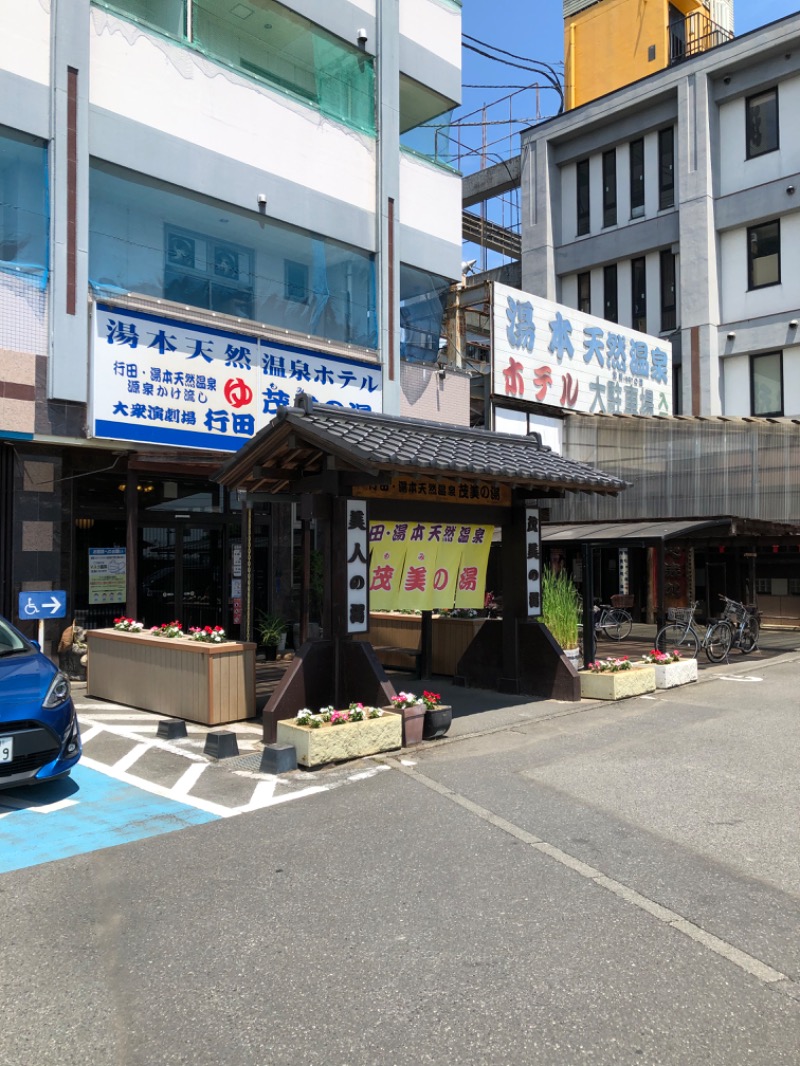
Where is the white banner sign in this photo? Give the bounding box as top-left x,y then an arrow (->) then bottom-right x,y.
524,507 -> 541,617
345,499 -> 369,633
492,282 -> 672,417
90,304 -> 382,452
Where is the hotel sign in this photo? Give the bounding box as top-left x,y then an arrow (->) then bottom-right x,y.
492,282 -> 672,418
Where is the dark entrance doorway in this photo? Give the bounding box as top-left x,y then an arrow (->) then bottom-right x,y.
139,522 -> 225,631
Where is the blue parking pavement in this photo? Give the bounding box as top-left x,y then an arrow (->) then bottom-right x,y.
0,764 -> 220,875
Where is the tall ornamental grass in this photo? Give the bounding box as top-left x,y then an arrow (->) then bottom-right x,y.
541,568 -> 581,650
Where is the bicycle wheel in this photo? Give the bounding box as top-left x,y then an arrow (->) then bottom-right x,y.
656,623 -> 699,658
738,617 -> 759,653
705,621 -> 732,663
605,609 -> 632,641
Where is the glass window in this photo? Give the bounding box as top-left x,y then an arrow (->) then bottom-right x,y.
576,159 -> 590,236
95,0 -> 375,135
164,226 -> 254,318
97,0 -> 185,38
630,138 -> 644,218
747,220 -> 780,290
90,162 -> 377,348
603,264 -> 618,323
577,271 -> 591,314
400,75 -> 456,170
660,249 -> 676,332
602,149 -> 616,227
746,88 -> 779,159
658,127 -> 674,210
751,352 -> 782,416
0,125 -> 49,282
399,264 -> 451,363
631,257 -> 646,332
672,362 -> 682,415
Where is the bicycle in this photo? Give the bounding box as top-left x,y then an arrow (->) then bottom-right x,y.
655,601 -> 733,663
594,597 -> 633,641
718,594 -> 760,654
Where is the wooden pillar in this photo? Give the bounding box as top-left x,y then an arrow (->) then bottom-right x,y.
581,542 -> 595,668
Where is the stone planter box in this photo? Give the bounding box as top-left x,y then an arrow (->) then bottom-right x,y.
276,711 -> 402,768
579,665 -> 656,701
653,658 -> 698,688
86,629 -> 256,725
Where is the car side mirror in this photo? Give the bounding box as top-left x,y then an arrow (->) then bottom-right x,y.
30,639 -> 40,651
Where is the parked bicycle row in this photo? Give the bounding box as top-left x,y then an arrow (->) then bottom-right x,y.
655,595 -> 760,663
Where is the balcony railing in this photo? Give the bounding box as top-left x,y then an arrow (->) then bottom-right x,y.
669,11 -> 732,65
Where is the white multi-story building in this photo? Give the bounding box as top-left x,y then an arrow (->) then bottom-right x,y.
521,9 -> 800,420
0,0 -> 463,640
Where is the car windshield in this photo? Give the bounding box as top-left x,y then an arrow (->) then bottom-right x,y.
0,618 -> 30,657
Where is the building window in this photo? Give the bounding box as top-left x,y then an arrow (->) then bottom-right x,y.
630,138 -> 645,219
755,577 -> 770,595
658,127 -> 674,210
603,264 -> 618,323
165,225 -> 254,319
631,257 -> 646,332
789,578 -> 800,595
660,250 -> 677,332
576,158 -> 590,236
747,220 -> 781,290
577,271 -> 591,314
746,87 -> 779,159
602,149 -> 617,227
284,260 -> 308,304
672,363 -> 682,415
751,352 -> 783,416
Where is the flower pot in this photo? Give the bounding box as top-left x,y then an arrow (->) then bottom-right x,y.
276,712 -> 402,768
423,704 -> 452,740
579,665 -> 656,701
653,658 -> 698,688
261,644 -> 278,661
401,704 -> 426,746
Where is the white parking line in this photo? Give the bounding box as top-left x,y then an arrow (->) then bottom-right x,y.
172,762 -> 208,796
112,742 -> 151,774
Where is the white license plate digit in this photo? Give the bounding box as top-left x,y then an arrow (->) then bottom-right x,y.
0,737 -> 13,763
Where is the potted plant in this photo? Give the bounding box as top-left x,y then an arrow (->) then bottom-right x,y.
641,648 -> 697,688
580,656 -> 656,700
421,689 -> 452,740
255,611 -> 286,660
389,690 -> 428,746
541,568 -> 581,661
276,704 -> 402,767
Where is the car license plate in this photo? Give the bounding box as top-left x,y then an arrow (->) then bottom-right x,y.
0,737 -> 13,763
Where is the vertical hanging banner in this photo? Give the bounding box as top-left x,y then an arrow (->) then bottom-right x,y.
395,522 -> 437,612
453,524 -> 493,610
429,523 -> 462,611
345,499 -> 369,632
525,507 -> 542,617
367,522 -> 407,610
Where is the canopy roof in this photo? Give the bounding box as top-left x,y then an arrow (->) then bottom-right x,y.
542,517 -> 800,544
215,395 -> 629,498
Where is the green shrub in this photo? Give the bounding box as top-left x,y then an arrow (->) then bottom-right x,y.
541,568 -> 581,650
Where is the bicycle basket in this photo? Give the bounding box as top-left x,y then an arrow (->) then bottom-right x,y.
610,594 -> 634,608
722,600 -> 744,623
667,607 -> 693,622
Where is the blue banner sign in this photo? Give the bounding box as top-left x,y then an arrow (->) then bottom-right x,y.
18,591 -> 67,619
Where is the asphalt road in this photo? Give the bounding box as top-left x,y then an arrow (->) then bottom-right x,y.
2,655 -> 799,1065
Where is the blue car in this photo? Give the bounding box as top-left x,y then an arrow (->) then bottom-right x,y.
0,614 -> 81,788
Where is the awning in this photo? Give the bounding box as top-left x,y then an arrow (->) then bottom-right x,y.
542,519 -> 733,544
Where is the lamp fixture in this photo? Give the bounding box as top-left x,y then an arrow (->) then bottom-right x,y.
790,320 -> 798,328
727,331 -> 736,340
357,27 -> 368,46
787,185 -> 796,195
75,517 -> 94,530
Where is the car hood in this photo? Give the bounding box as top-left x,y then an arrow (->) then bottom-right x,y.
0,653 -> 53,718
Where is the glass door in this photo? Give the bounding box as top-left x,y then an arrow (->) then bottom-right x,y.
139,524 -> 224,630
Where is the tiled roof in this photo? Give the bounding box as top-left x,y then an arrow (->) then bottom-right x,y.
217,395 -> 628,496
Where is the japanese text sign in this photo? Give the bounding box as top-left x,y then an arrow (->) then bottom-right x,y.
524,506 -> 541,617
492,282 -> 672,418
368,521 -> 494,612
345,500 -> 369,633
90,303 -> 382,452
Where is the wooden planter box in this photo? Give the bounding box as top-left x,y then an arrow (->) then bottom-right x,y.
276,712 -> 402,768
86,629 -> 256,725
355,612 -> 484,675
653,658 -> 698,688
579,665 -> 656,701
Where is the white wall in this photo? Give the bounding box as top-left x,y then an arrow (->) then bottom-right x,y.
399,152 -> 461,251
722,353 -> 750,415
399,0 -> 461,71
718,75 -> 800,197
783,345 -> 800,417
0,0 -> 50,87
89,10 -> 376,218
719,212 -> 800,323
